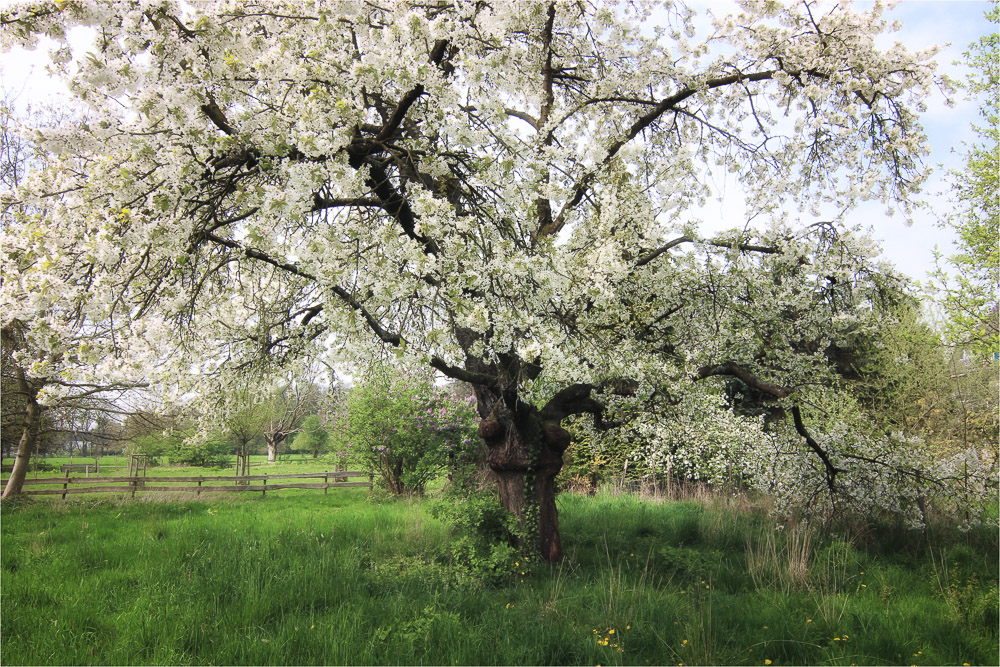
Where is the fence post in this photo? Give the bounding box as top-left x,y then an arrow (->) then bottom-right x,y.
62,473 -> 69,500
262,476 -> 267,498
197,477 -> 203,497
324,473 -> 328,495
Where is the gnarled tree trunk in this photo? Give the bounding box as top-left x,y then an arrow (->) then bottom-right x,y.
475,388 -> 570,562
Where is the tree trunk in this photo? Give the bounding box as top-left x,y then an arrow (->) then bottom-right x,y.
476,391 -> 568,562
266,438 -> 277,463
2,386 -> 42,500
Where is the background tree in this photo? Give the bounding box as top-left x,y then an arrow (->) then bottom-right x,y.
0,91 -> 145,498
223,401 -> 264,472
259,378 -> 321,464
930,2 -> 999,357
3,1 -> 974,554
290,414 -> 329,460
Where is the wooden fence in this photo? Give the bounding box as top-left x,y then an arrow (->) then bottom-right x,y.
0,471 -> 371,499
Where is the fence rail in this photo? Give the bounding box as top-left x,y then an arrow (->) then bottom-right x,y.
0,471 -> 371,499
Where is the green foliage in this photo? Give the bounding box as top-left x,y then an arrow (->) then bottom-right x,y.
288,414 -> 328,458
930,3 -> 999,356
431,488 -> 527,586
838,299 -> 950,436
559,417 -> 639,493
167,438 -> 231,468
129,433 -> 169,464
838,298 -> 998,455
330,366 -> 478,495
130,427 -> 232,468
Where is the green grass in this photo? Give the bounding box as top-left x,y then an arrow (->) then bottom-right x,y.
1,489 -> 997,665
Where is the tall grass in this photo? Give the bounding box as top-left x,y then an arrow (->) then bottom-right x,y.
1,488 -> 997,665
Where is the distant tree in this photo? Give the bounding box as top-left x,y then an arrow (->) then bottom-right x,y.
290,414 -> 328,459
930,3 -> 999,357
223,400 -> 265,467
260,380 -> 321,463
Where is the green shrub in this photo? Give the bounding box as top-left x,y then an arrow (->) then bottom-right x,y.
330,367 -> 478,495
167,438 -> 231,468
431,488 -> 529,586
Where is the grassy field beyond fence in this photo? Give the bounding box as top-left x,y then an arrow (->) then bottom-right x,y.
1,488 -> 997,666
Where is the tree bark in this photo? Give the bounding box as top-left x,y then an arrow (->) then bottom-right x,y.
2,373 -> 42,500
266,438 -> 277,463
476,388 -> 569,562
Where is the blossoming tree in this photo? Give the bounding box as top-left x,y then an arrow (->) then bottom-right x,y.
2,0 -> 948,556
1,92 -> 145,498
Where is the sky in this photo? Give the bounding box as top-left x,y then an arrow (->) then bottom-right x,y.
0,0 -> 995,284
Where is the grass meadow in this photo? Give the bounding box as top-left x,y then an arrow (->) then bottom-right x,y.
1,473 -> 997,666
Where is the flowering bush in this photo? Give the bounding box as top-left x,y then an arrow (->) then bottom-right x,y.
331,368 -> 478,495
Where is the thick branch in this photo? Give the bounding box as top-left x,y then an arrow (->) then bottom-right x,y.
197,233 -> 482,384
791,405 -> 844,492
375,85 -> 425,142
200,94 -> 236,136
532,2 -> 557,240
636,235 -> 779,266
540,383 -> 624,430
505,108 -> 539,129
202,232 -> 318,281
635,235 -> 695,266
311,195 -> 384,211
696,362 -> 792,399
429,356 -> 498,388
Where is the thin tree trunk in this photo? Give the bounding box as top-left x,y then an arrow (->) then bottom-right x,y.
2,373 -> 42,500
